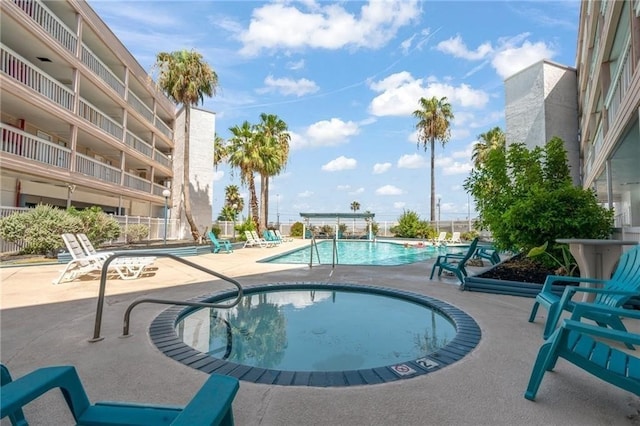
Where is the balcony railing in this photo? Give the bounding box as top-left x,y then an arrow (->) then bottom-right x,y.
78,98 -> 123,141
12,0 -> 77,54
1,45 -> 74,111
152,183 -> 169,196
75,153 -> 121,185
81,43 -> 125,97
154,117 -> 173,140
123,171 -> 151,193
1,124 -> 71,170
154,150 -> 171,168
606,41 -> 632,128
125,131 -> 152,158
127,90 -> 154,123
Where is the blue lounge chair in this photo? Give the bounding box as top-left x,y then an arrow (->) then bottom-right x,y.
208,230 -> 233,254
528,244 -> 640,341
525,303 -> 640,401
474,246 -> 500,265
430,237 -> 479,284
0,364 -> 239,425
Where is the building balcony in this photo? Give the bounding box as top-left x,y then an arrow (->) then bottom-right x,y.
11,0 -> 77,55
605,41 -> 632,130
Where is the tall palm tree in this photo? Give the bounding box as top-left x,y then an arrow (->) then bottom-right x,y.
224,184 -> 244,220
350,201 -> 360,234
255,113 -> 290,231
226,121 -> 261,229
472,127 -> 505,168
413,96 -> 454,221
155,49 -> 218,240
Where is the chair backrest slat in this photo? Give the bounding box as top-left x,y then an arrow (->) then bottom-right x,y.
594,245 -> 640,306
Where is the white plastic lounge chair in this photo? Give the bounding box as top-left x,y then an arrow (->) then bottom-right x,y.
275,230 -> 293,242
75,233 -> 114,261
433,232 -> 447,245
447,232 -> 462,244
54,234 -> 155,284
252,231 -> 275,247
243,231 -> 267,248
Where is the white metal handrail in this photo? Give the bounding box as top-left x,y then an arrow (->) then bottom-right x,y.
81,43 -> 125,96
125,131 -> 153,157
154,117 -> 173,140
127,90 -> 154,122
78,98 -> 123,140
1,123 -> 71,169
12,0 -> 77,54
75,153 -> 122,184
123,171 -> 152,193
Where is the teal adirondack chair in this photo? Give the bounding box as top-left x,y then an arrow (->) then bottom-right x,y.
525,303 -> 640,401
474,246 -> 501,265
528,244 -> 640,341
0,364 -> 239,425
430,237 -> 479,284
208,230 -> 233,254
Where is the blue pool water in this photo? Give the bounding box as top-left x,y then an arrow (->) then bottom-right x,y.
260,240 -> 467,266
177,288 -> 456,372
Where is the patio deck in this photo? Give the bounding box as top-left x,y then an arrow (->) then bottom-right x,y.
2,239 -> 639,425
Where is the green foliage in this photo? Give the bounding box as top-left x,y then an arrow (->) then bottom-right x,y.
370,221 -> 380,236
67,206 -> 120,246
124,224 -> 149,243
320,224 -> 334,235
0,204 -> 82,255
391,210 -> 433,238
209,225 -> 222,238
464,137 -> 614,254
290,221 -> 304,237
528,241 -> 578,276
461,230 -> 479,241
233,218 -> 255,240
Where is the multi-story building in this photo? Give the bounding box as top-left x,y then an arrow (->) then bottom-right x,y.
505,0 -> 640,236
0,0 -> 215,236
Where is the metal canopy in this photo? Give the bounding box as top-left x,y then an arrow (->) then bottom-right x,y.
299,212 -> 375,220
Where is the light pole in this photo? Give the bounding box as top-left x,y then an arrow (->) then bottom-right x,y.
276,194 -> 280,228
232,203 -> 238,240
162,189 -> 171,245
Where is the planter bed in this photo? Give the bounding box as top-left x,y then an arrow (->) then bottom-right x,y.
462,276 -> 574,298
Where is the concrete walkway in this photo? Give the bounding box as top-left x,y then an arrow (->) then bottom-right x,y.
1,240 -> 639,425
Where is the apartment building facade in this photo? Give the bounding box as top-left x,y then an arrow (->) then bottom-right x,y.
1,0 -> 216,235
505,0 -> 640,234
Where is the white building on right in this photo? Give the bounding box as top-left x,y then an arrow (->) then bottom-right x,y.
505,0 -> 640,234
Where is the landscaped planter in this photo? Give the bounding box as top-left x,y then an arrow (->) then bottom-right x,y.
462,276 -> 571,298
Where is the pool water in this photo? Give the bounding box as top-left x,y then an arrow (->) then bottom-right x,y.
261,240 -> 467,266
177,289 -> 456,372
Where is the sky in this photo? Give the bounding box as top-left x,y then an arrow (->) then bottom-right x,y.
89,0 -> 581,225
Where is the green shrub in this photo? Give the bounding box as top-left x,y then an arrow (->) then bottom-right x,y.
0,204 -> 82,256
67,206 -> 120,246
233,218 -> 255,241
290,221 -> 304,237
391,210 -> 433,238
461,230 -> 479,241
124,224 -> 149,243
209,225 -> 222,238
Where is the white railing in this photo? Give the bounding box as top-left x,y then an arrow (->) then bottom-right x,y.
81,43 -> 125,97
1,45 -> 74,111
152,183 -> 169,196
123,172 -> 151,193
606,40 -> 632,128
154,150 -> 171,168
125,131 -> 152,158
1,124 -> 71,169
78,98 -> 123,140
127,90 -> 154,123
154,117 -> 173,140
75,153 -> 121,184
600,0 -> 608,15
12,0 -> 77,54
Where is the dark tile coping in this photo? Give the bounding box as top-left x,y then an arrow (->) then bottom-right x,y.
150,282 -> 481,387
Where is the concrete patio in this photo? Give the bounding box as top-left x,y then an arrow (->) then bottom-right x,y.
2,239 -> 639,425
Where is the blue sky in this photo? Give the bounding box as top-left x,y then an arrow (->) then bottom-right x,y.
89,0 -> 580,225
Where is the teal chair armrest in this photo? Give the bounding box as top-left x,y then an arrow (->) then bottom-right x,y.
561,318 -> 640,346
540,275 -> 606,293
171,374 -> 239,426
571,302 -> 640,322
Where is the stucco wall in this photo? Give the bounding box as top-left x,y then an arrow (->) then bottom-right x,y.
505,63 -> 546,148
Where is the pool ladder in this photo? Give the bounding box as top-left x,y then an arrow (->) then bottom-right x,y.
308,235 -> 339,269
89,253 -> 244,342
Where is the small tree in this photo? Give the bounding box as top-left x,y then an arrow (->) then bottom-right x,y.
67,206 -> 120,246
391,210 -> 432,238
464,137 -> 613,257
290,221 -> 304,237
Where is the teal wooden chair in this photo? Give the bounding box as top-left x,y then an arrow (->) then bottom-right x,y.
525,303 -> 640,401
0,364 -> 239,425
474,246 -> 500,265
208,230 -> 233,254
528,244 -> 640,341
430,237 -> 479,284
1,365 -> 26,426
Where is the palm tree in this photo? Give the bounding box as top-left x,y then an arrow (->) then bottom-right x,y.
155,49 -> 218,240
226,121 -> 261,229
350,201 -> 360,234
472,127 -> 505,168
224,184 -> 244,220
255,113 -> 290,231
413,96 -> 454,221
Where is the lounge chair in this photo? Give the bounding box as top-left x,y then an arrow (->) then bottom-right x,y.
432,232 -> 447,245
275,229 -> 293,242
447,232 -> 461,244
528,244 -> 640,341
76,233 -> 115,260
524,303 -> 640,401
252,230 -> 275,247
0,364 -> 239,425
54,234 -> 155,284
474,246 -> 501,265
207,230 -> 233,254
263,230 -> 281,245
243,230 -> 267,248
430,237 -> 479,284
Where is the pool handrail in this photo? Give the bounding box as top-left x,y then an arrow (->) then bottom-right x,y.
90,253 -> 243,342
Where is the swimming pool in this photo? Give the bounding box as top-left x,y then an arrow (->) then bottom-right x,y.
151,283 -> 481,387
260,240 -> 467,266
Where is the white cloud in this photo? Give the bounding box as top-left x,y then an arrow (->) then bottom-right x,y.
349,187 -> 365,195
337,185 -> 351,191
393,201 -> 406,209
287,59 -> 305,70
257,75 -> 319,96
291,118 -> 360,149
376,185 -> 403,195
492,40 -> 555,79
321,156 -> 357,171
435,35 -> 493,60
238,1 -> 421,56
397,153 -> 427,169
373,162 -> 392,174
212,170 -> 225,181
298,190 -> 314,198
368,72 -> 489,116
435,157 -> 472,175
